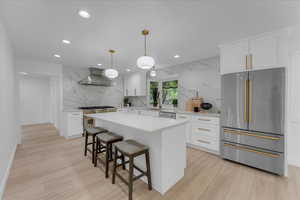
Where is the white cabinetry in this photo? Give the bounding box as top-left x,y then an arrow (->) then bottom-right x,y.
124,72 -> 147,96
63,111 -> 83,138
220,40 -> 249,74
219,30 -> 288,74
177,114 -> 192,143
178,113 -> 220,154
189,116 -> 220,153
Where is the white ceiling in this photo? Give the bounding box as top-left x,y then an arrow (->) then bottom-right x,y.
1,0 -> 299,72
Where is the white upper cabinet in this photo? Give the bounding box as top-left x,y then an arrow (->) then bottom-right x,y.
124,71 -> 147,96
220,40 -> 249,74
249,34 -> 277,70
219,29 -> 288,74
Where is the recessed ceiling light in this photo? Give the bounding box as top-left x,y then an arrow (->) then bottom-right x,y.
97,64 -> 102,66
174,54 -> 180,58
19,72 -> 28,75
62,40 -> 71,44
126,69 -> 131,72
53,54 -> 61,58
78,10 -> 91,19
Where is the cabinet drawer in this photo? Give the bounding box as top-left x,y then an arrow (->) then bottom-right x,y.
68,112 -> 83,118
192,134 -> 218,151
221,141 -> 284,175
191,123 -> 219,139
192,116 -> 219,125
177,114 -> 191,120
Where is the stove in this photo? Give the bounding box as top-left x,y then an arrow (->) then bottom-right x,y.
80,106 -> 117,130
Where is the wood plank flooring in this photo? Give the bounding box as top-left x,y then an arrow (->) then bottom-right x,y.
3,123 -> 300,200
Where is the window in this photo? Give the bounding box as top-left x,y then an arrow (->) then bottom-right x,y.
149,81 -> 159,105
148,80 -> 178,107
162,80 -> 178,105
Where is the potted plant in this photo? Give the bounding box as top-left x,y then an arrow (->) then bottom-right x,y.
172,99 -> 178,108
152,88 -> 160,107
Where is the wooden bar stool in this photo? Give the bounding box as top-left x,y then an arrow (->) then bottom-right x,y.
95,132 -> 124,178
84,127 -> 108,164
112,140 -> 152,200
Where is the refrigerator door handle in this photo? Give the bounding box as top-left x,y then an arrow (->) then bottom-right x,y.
244,80 -> 249,122
223,143 -> 280,158
223,129 -> 281,140
249,79 -> 253,122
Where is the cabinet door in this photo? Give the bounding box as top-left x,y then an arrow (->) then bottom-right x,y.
124,75 -> 134,96
137,72 -> 147,96
220,40 -> 249,74
124,76 -> 129,96
249,34 -> 277,70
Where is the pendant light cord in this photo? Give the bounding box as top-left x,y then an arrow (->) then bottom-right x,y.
110,52 -> 113,68
144,34 -> 147,56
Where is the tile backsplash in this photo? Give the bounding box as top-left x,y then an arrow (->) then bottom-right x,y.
63,67 -> 123,110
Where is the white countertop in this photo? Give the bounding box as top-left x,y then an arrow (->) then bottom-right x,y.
86,112 -> 188,132
119,107 -> 220,118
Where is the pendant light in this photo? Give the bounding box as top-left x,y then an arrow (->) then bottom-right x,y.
105,49 -> 119,79
150,66 -> 156,77
137,29 -> 155,69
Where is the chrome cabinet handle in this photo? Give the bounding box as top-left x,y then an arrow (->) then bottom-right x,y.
198,118 -> 211,121
134,88 -> 137,96
224,143 -> 280,158
197,128 -> 210,132
197,139 -> 210,144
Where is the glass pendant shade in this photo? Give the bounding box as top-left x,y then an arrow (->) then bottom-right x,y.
105,49 -> 119,79
137,56 -> 155,70
105,68 -> 119,79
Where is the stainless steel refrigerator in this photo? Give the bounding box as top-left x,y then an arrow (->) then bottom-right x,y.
220,68 -> 285,175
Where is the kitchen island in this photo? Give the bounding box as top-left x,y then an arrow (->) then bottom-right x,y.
86,112 -> 188,195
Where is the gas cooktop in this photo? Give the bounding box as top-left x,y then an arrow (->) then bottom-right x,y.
78,106 -> 116,110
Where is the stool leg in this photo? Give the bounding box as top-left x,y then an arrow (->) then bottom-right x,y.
145,150 -> 152,190
84,131 -> 88,156
109,144 -> 113,161
105,142 -> 110,178
92,135 -> 96,164
128,157 -> 134,200
121,154 -> 126,170
94,138 -> 98,167
112,147 -> 117,184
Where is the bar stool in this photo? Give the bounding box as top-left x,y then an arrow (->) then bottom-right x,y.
94,132 -> 124,178
112,140 -> 152,200
84,127 -> 108,164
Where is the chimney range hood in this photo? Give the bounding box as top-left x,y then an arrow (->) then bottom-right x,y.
78,67 -> 115,86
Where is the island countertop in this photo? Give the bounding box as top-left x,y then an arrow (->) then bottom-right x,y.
85,112 -> 188,132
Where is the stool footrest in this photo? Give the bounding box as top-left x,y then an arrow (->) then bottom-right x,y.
115,172 -> 129,185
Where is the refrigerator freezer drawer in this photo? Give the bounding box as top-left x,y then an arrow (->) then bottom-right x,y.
221,141 -> 284,175
222,128 -> 284,152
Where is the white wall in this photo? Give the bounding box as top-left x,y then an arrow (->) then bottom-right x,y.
0,19 -> 20,198
16,60 -> 63,132
20,75 -> 51,125
150,57 -> 221,112
287,25 -> 300,167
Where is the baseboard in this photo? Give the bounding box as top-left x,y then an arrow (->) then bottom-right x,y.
0,143 -> 17,199
288,157 -> 300,168
187,143 -> 220,156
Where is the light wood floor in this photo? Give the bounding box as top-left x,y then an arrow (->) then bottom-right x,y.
3,124 -> 300,200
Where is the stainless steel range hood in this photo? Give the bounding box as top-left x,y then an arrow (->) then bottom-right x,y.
78,67 -> 115,86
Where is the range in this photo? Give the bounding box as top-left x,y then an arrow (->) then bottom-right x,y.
79,106 -> 117,129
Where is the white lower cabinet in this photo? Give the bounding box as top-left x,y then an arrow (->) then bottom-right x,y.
63,111 -> 83,138
180,114 -> 220,154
